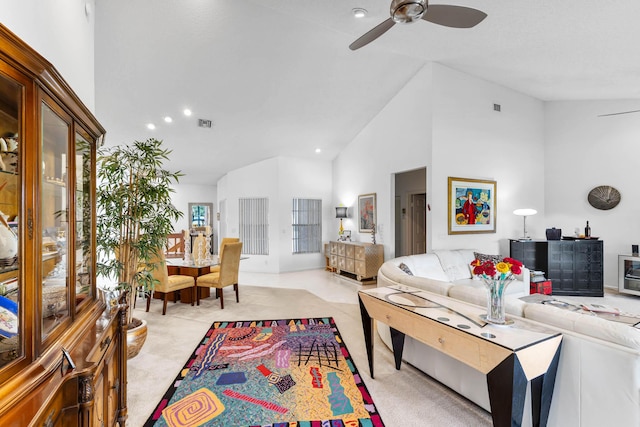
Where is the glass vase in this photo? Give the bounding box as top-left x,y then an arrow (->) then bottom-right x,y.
483,279 -> 513,324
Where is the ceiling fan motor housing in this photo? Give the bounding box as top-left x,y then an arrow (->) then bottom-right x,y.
391,0 -> 428,23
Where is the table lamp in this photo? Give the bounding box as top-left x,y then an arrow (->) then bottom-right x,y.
336,207 -> 348,237
513,208 -> 537,240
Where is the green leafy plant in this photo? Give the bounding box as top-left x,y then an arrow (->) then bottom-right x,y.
96,138 -> 183,327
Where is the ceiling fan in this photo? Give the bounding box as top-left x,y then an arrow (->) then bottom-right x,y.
597,110 -> 640,117
349,0 -> 487,51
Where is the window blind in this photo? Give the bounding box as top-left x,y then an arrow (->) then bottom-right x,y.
239,197 -> 269,255
292,198 -> 322,254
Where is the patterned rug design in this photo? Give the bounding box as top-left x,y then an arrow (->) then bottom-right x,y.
144,317 -> 384,427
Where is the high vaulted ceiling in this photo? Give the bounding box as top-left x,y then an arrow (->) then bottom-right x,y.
95,1 -> 640,185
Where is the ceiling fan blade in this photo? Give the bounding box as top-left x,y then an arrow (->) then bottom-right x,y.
422,5 -> 487,28
349,18 -> 396,50
598,109 -> 640,117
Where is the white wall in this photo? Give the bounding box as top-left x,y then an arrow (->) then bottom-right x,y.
429,64 -> 546,256
1,0 -> 97,110
277,157 -> 333,272
333,63 -> 546,261
172,183 -> 217,234
333,64 -> 433,261
217,156 -> 332,273
545,99 -> 640,287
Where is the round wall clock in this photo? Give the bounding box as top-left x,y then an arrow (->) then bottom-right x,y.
588,185 -> 621,210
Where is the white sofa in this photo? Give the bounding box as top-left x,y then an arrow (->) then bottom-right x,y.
377,250 -> 640,427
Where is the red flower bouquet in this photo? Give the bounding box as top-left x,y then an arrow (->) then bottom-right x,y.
470,257 -> 523,324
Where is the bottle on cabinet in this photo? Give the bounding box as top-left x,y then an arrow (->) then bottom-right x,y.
585,221 -> 591,238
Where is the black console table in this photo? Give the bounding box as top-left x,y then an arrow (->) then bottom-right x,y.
510,239 -> 604,296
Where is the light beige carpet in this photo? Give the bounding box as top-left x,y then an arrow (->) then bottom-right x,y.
127,284 -> 492,427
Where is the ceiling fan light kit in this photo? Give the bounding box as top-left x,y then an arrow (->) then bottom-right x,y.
349,1 -> 487,51
391,0 -> 427,23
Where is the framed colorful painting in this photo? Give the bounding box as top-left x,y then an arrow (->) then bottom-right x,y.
448,177 -> 496,235
358,193 -> 376,233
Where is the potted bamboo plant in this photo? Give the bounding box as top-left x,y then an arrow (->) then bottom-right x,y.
96,138 -> 183,358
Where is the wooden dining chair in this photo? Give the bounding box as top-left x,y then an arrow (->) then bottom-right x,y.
145,251 -> 195,315
209,237 -> 240,274
195,241 -> 242,309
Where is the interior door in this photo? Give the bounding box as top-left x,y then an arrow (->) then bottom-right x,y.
411,193 -> 427,254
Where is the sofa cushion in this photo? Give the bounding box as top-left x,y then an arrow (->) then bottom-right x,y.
448,284 -> 527,317
524,303 -> 640,350
454,278 -> 527,296
398,275 -> 452,296
434,249 -> 476,281
401,254 -> 450,281
473,251 -> 503,264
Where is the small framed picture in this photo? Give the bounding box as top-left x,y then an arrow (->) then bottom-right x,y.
342,230 -> 351,241
358,193 -> 376,233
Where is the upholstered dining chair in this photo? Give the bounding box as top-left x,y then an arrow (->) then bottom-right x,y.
145,251 -> 195,315
195,241 -> 242,309
209,237 -> 240,274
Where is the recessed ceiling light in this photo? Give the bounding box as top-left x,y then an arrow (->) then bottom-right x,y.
183,108 -> 192,116
164,116 -> 173,123
146,123 -> 156,130
315,148 -> 322,154
352,8 -> 367,18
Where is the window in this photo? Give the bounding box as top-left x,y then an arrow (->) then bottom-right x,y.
239,198 -> 269,255
292,198 -> 322,254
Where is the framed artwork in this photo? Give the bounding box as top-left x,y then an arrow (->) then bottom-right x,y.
448,177 -> 496,235
358,193 -> 376,233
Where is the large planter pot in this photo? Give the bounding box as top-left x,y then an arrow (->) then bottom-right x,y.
126,319 -> 147,359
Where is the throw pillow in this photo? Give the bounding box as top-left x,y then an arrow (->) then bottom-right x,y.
398,262 -> 413,276
473,252 -> 502,264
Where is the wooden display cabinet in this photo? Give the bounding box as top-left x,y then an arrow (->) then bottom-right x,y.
0,24 -> 127,425
329,240 -> 384,284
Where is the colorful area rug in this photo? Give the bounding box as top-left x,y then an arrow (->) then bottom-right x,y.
144,317 -> 384,427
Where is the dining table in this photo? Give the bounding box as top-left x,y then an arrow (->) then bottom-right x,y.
161,256 -> 248,304
162,258 -> 220,303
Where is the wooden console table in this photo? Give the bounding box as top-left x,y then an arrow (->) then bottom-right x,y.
329,241 -> 383,283
358,285 -> 563,427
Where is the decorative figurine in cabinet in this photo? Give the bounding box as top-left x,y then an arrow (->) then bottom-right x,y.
0,24 -> 127,425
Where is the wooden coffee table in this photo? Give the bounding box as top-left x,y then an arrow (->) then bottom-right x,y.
358,285 -> 562,427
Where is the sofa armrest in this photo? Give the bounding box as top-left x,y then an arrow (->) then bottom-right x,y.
516,267 -> 530,287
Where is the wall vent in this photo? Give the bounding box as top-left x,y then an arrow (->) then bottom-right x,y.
198,119 -> 213,128
493,103 -> 501,112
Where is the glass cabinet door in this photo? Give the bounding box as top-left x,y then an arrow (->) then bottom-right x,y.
74,130 -> 94,309
41,102 -> 70,340
0,72 -> 21,368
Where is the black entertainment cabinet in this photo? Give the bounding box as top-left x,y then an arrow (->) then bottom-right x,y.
510,239 -> 604,297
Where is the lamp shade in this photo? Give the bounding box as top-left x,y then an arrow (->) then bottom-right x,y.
513,208 -> 537,216
335,207 -> 348,219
